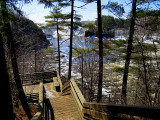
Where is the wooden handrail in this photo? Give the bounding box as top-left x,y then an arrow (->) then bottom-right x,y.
56,71 -> 63,93
52,70 -> 63,93
31,81 -> 54,120
70,78 -> 86,111
29,71 -> 160,120
62,78 -> 86,118
83,102 -> 160,120
31,81 -> 44,120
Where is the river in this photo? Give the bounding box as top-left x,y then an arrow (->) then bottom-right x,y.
48,36 -> 96,79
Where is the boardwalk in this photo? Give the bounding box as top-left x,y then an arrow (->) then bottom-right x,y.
44,83 -> 81,120
25,71 -> 160,120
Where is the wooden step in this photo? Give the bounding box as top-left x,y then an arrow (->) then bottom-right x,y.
44,83 -> 82,120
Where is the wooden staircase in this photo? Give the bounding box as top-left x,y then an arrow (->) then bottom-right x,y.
30,71 -> 160,120
50,94 -> 81,120
44,83 -> 81,120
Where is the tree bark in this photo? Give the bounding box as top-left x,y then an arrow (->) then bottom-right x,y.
122,0 -> 137,104
68,0 -> 74,80
96,0 -> 103,103
57,24 -> 61,75
0,33 -> 15,120
81,53 -> 84,94
0,1 -> 32,119
34,48 -> 37,72
10,40 -> 33,119
138,41 -> 152,105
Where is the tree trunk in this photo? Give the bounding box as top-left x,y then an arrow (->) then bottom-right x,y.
35,48 -> 37,72
0,1 -> 32,119
68,0 -> 74,80
152,41 -> 160,104
81,53 -> 84,94
57,24 -> 61,75
96,0 -> 103,103
90,71 -> 93,102
122,0 -> 137,104
138,41 -> 152,105
0,33 -> 15,120
11,41 -> 33,119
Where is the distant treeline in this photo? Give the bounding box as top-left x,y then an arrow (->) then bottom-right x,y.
83,15 -> 130,38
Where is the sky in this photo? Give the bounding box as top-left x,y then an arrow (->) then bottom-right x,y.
16,0 -> 132,23
17,0 -> 160,24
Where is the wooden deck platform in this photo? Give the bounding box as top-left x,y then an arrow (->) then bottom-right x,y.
28,71 -> 160,120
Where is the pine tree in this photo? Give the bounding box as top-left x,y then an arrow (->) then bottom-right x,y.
122,0 -> 137,104
96,0 -> 103,103
68,0 -> 74,80
45,3 -> 69,75
81,0 -> 103,103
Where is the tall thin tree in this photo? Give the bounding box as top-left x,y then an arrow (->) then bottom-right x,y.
68,0 -> 74,80
45,5 -> 66,75
122,0 -> 137,104
96,0 -> 103,103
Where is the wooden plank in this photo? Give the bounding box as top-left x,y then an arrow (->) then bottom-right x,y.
71,90 -> 84,119
83,102 -> 109,113
31,82 -> 44,120
54,82 -> 59,87
65,78 -> 86,119
82,108 -> 109,120
39,82 -> 44,107
63,80 -> 71,87
83,109 -> 124,120
70,82 -> 83,111
70,79 -> 86,104
62,90 -> 71,95
53,77 -> 58,82
62,85 -> 70,92
56,71 -> 63,93
62,80 -> 71,90
21,71 -> 56,80
31,111 -> 42,120
106,104 -> 160,119
63,87 -> 71,93
83,116 -> 95,120
62,82 -> 71,91
83,102 -> 160,119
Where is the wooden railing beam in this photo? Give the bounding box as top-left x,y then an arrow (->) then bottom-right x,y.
31,81 -> 44,120
83,102 -> 160,120
30,71 -> 160,120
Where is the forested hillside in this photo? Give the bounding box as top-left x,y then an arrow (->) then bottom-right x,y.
11,14 -> 49,56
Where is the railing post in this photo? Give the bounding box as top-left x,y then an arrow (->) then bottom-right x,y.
39,81 -> 44,119
57,71 -> 63,94
53,71 -> 63,93
39,81 -> 44,109
45,98 -> 54,120
44,101 -> 49,120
